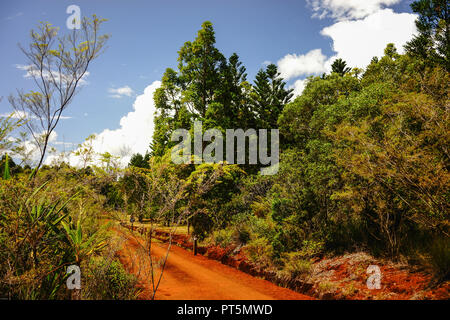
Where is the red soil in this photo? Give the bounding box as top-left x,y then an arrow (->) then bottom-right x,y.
116,228 -> 313,300
309,253 -> 449,300
117,224 -> 449,300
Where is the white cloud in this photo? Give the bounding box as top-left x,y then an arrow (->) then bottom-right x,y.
321,9 -> 417,69
307,0 -> 402,21
277,49 -> 328,81
289,79 -> 309,97
68,81 -> 161,168
276,5 -> 417,98
0,110 -> 72,120
108,85 -> 134,98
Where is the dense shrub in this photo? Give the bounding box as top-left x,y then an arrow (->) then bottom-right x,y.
211,228 -> 234,248
244,238 -> 274,269
429,237 -> 450,281
84,257 -> 139,300
279,252 -> 311,279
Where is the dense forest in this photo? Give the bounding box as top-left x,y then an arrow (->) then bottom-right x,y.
0,0 -> 448,299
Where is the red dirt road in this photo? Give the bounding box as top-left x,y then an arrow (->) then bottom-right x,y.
117,230 -> 313,300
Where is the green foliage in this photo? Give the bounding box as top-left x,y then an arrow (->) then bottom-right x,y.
331,58 -> 351,76
214,39 -> 448,279
151,21 -> 292,159
128,152 -> 150,169
2,3 -> 450,299
405,0 -> 449,71
210,228 -> 234,248
0,112 -> 26,154
298,240 -> 325,259
3,153 -> 11,180
279,252 -> 311,279
251,64 -> 293,129
84,257 -> 139,300
61,214 -> 107,265
244,237 -> 274,269
0,165 -> 115,299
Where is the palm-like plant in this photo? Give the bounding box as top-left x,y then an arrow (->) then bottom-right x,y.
61,214 -> 107,300
331,58 -> 351,76
18,181 -> 73,268
61,215 -> 107,266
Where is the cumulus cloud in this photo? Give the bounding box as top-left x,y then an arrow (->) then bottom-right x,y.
321,9 -> 417,69
108,85 -> 134,98
277,49 -> 328,81
307,0 -> 402,21
67,81 -> 161,168
278,4 -> 417,98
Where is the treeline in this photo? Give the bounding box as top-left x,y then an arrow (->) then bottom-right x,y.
126,0 -> 449,279
150,21 -> 292,162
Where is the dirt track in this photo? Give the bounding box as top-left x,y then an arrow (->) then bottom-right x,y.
117,229 -> 313,300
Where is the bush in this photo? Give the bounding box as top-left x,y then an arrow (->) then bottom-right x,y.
211,228 -> 234,248
244,237 -> 274,268
248,215 -> 276,240
250,198 -> 271,218
429,237 -> 450,281
84,257 -> 139,300
192,212 -> 215,241
299,240 -> 324,258
233,227 -> 251,245
280,252 -> 311,279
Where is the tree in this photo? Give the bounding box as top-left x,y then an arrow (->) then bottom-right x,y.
206,53 -> 253,130
128,152 -> 150,169
8,16 -> 109,176
99,152 -> 120,175
177,21 -> 225,118
252,64 -> 293,129
331,58 -> 351,76
151,23 -> 255,158
151,68 -> 192,157
405,0 -> 449,71
73,134 -> 97,169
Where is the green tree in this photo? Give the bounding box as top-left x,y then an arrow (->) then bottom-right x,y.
73,134 -> 97,169
178,21 -> 225,118
331,58 -> 351,76
252,64 -> 293,129
128,152 -> 150,169
405,0 -> 449,70
206,53 -> 253,130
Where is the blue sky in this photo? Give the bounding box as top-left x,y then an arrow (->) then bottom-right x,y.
0,0 -> 417,166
